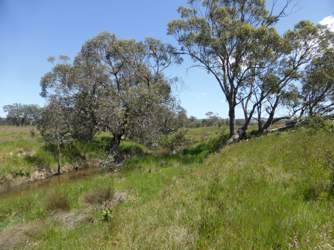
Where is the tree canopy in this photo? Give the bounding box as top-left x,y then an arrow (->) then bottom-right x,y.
39,33 -> 182,167
168,0 -> 334,138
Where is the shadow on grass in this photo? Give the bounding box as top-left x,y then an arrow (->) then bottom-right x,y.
24,130 -> 229,175
123,133 -> 229,170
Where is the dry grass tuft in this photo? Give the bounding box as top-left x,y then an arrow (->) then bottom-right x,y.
84,187 -> 114,205
45,192 -> 70,212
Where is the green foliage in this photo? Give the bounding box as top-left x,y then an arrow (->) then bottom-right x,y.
119,141 -> 146,157
3,103 -> 42,126
301,116 -> 334,132
0,127 -> 112,179
101,208 -> 113,222
160,129 -> 188,154
169,0 -> 333,136
25,149 -> 54,169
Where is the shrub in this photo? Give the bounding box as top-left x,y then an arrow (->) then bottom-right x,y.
13,169 -> 29,177
45,192 -> 70,212
84,187 -> 114,205
62,142 -> 85,164
302,116 -> 334,131
160,129 -> 188,154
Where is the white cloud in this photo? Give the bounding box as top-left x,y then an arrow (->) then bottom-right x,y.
320,16 -> 334,32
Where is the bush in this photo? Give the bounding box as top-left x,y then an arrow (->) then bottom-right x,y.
160,129 -> 188,154
302,116 -> 333,130
84,187 -> 114,205
45,192 -> 70,212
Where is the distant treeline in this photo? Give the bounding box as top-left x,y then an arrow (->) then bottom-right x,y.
1,102 -> 251,128
184,113 -> 256,128
1,103 -> 42,126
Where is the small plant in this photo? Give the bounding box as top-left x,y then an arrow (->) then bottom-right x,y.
101,208 -> 113,222
13,169 -> 29,177
45,192 -> 70,212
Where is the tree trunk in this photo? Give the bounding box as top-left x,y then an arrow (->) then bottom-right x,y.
228,103 -> 236,138
257,119 -> 263,132
261,108 -> 277,133
103,105 -> 129,168
258,97 -> 280,134
240,107 -> 256,139
103,133 -> 123,168
109,133 -> 122,156
56,142 -> 61,175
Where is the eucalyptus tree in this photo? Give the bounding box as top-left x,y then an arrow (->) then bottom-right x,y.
238,21 -> 331,134
168,0 -> 290,138
255,21 -> 332,133
38,97 -> 73,174
70,44 -> 110,140
39,60 -> 76,173
303,50 -> 334,116
3,103 -> 42,126
79,33 -> 181,164
40,33 -> 181,166
3,103 -> 25,126
288,49 -> 334,117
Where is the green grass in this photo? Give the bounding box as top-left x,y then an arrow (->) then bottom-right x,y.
0,125 -> 222,180
0,126 -> 108,179
184,126 -> 223,143
0,126 -> 45,178
1,125 -> 334,249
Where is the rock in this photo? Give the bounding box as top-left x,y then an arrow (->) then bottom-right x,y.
226,133 -> 240,145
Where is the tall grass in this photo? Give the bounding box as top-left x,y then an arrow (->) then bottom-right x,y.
1,125 -> 334,249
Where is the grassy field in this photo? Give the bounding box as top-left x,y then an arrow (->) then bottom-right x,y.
0,126 -> 45,178
1,124 -> 334,249
0,125 -> 223,181
0,126 -> 113,180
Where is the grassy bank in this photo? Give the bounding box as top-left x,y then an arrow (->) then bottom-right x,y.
0,126 -> 45,178
0,125 -> 223,181
1,124 -> 334,249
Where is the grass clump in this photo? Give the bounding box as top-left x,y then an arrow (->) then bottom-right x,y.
45,192 -> 71,212
83,187 -> 114,206
119,141 -> 146,157
25,149 -> 54,169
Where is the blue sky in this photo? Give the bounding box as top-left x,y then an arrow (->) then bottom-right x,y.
0,0 -> 333,118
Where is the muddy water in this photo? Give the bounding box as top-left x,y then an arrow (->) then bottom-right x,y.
0,167 -> 107,199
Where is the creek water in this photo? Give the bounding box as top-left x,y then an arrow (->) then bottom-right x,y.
0,167 -> 106,200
